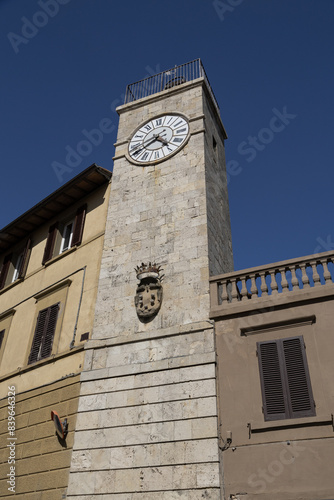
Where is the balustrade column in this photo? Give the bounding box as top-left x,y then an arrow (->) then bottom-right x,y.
321,258 -> 332,283
249,273 -> 258,298
230,277 -> 239,303
270,270 -> 279,295
221,280 -> 230,303
260,271 -> 268,297
299,263 -> 310,289
279,267 -> 289,293
311,261 -> 322,286
239,276 -> 249,300
291,265 -> 300,290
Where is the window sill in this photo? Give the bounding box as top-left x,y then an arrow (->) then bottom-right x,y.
0,277 -> 23,295
247,414 -> 334,437
0,344 -> 84,383
44,245 -> 77,266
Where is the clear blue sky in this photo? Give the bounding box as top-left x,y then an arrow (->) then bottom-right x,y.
1,0 -> 333,270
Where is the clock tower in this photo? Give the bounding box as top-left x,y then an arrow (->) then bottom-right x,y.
67,60 -> 233,499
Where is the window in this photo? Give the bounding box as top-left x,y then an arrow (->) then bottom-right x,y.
257,336 -> 315,421
59,220 -> 74,253
28,303 -> 59,364
42,205 -> 86,264
0,238 -> 31,290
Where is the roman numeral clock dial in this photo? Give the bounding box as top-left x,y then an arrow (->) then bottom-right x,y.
128,114 -> 190,165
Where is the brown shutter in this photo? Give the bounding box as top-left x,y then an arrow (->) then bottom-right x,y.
0,254 -> 13,290
42,223 -> 58,265
71,204 -> 87,247
28,303 -> 59,364
257,336 -> 315,421
257,340 -> 288,421
0,330 -> 5,350
18,238 -> 32,279
282,337 -> 316,418
40,304 -> 59,359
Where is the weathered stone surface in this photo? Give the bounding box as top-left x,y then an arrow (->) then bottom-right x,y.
69,79 -> 232,497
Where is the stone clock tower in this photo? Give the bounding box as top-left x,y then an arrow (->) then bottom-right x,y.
67,60 -> 233,499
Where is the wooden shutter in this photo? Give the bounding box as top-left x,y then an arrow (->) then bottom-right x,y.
71,205 -> 87,247
282,337 -> 315,418
258,340 -> 288,421
257,336 -> 315,421
28,303 -> 59,364
42,223 -> 58,265
18,238 -> 32,279
0,254 -> 13,290
0,330 -> 5,350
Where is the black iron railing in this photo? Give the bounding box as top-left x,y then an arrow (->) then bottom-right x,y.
124,59 -> 220,114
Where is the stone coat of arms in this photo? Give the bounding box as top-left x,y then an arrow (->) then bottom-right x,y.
134,263 -> 163,323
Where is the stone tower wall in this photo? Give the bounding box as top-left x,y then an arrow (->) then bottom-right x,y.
67,79 -> 233,498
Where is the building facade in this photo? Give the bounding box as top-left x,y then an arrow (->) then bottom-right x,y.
0,164 -> 111,499
211,253 -> 334,499
1,61 -> 333,500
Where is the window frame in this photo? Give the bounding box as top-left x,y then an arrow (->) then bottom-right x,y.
257,335 -> 316,421
0,238 -> 31,290
42,204 -> 87,264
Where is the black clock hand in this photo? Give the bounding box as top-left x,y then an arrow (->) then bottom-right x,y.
130,134 -> 159,153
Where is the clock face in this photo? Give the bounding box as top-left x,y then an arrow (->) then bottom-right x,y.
128,114 -> 189,164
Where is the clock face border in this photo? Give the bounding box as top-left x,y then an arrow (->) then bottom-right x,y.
126,113 -> 190,166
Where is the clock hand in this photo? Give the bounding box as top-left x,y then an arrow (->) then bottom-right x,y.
155,136 -> 168,145
130,134 -> 159,153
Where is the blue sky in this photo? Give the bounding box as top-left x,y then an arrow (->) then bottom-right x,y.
1,0 -> 333,270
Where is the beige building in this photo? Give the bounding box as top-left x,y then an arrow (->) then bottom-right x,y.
0,164 -> 111,499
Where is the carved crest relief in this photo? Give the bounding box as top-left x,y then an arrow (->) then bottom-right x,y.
134,263 -> 164,323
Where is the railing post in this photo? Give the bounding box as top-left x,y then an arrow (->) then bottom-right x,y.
230,277 -> 239,303
291,265 -> 300,290
250,273 -> 258,298
311,261 -> 322,287
260,272 -> 268,297
280,267 -> 289,293
221,280 -> 230,303
270,269 -> 279,295
321,258 -> 333,283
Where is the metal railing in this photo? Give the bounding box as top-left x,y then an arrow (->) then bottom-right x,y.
210,251 -> 334,309
124,59 -> 220,114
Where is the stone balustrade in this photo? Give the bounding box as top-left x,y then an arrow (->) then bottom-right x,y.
210,251 -> 334,309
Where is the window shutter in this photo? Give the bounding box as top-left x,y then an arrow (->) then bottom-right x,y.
282,337 -> 315,418
18,238 -> 32,279
40,304 -> 59,359
71,204 -> 87,247
0,330 -> 5,350
257,340 -> 288,421
257,336 -> 315,421
42,223 -> 58,265
0,254 -> 13,290
28,303 -> 59,364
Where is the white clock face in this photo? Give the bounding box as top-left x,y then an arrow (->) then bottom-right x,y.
128,114 -> 189,164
